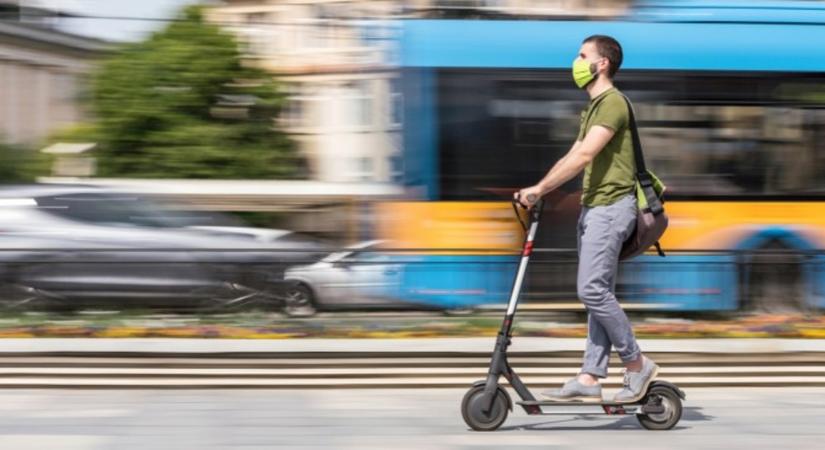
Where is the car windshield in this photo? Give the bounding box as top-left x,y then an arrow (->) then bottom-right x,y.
35,193 -> 231,228
321,241 -> 383,263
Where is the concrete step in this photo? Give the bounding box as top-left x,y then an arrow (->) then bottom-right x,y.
0,365 -> 823,377
0,375 -> 823,389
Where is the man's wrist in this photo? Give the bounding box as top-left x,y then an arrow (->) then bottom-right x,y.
536,181 -> 553,195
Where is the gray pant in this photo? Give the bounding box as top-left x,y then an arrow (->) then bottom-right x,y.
577,194 -> 641,378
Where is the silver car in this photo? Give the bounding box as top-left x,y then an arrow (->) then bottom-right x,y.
0,184 -> 323,312
283,240 -> 404,316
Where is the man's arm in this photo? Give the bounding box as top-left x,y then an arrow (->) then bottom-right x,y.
533,125 -> 615,195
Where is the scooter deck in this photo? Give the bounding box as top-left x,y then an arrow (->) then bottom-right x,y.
517,399 -> 640,407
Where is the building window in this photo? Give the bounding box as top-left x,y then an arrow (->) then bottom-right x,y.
390,155 -> 404,183
339,80 -> 373,128
281,84 -> 325,129
390,78 -> 403,127
245,12 -> 268,24
351,156 -> 374,181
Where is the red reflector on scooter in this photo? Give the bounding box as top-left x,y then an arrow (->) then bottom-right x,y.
522,241 -> 533,256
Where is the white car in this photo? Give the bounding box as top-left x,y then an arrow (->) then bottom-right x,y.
283,240 -> 404,317
186,226 -> 294,242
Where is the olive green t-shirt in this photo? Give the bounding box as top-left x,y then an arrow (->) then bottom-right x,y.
577,87 -> 636,207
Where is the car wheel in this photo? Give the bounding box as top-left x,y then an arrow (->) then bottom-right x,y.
0,282 -> 65,312
283,283 -> 318,317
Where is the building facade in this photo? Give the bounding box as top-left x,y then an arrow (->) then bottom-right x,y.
0,1 -> 107,145
208,1 -> 403,184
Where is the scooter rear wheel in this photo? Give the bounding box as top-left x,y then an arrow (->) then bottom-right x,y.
461,385 -> 509,431
636,385 -> 683,430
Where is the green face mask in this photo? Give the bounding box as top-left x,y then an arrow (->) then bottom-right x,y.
572,58 -> 601,89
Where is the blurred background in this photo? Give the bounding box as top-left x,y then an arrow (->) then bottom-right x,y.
1,1 -> 825,449
0,0 -> 824,323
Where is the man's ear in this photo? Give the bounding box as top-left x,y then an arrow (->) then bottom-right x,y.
599,58 -> 610,75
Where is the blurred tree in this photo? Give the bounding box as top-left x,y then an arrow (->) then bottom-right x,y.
73,5 -> 304,179
0,141 -> 51,183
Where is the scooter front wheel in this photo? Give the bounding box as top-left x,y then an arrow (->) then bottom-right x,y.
636,385 -> 683,430
461,384 -> 509,431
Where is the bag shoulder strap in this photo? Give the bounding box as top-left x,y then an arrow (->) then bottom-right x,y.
621,94 -> 666,216
620,94 -> 648,176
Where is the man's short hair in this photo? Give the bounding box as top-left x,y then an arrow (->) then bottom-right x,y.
583,35 -> 623,79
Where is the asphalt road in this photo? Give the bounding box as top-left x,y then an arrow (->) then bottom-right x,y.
0,387 -> 822,449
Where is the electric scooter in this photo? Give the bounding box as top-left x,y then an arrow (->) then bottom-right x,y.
460,194 -> 685,431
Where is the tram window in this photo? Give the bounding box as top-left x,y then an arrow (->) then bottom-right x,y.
434,69 -> 825,200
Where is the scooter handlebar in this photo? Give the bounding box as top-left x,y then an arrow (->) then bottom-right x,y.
513,193 -> 539,209
512,193 -> 543,230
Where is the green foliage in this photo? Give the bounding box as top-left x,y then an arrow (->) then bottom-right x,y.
77,5 -> 304,179
0,141 -> 52,183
